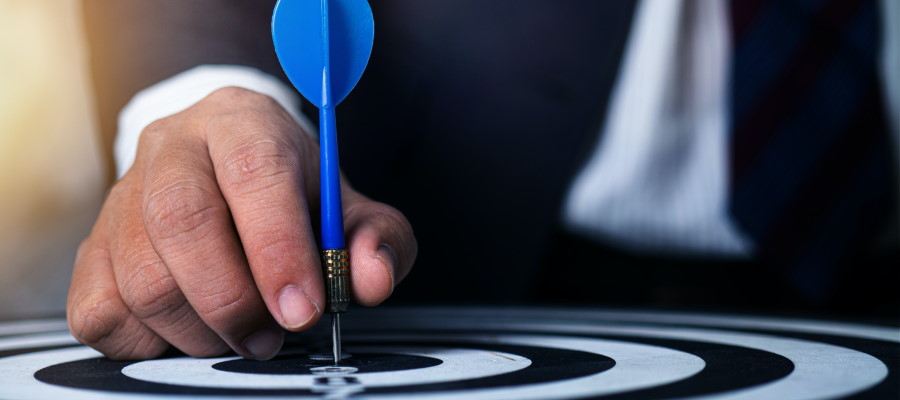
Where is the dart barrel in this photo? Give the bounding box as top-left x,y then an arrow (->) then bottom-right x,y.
322,249 -> 351,313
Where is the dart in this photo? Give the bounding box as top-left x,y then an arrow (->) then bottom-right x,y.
271,0 -> 375,365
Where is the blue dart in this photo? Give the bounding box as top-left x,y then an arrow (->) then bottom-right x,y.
272,0 -> 374,365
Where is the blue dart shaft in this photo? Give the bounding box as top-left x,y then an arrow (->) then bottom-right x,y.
319,106 -> 344,249
319,0 -> 344,250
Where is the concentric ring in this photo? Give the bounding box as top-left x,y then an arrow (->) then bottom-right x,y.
118,345 -> 530,389
0,307 -> 895,400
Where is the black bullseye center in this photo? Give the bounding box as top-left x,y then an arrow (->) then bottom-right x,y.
212,353 -> 442,375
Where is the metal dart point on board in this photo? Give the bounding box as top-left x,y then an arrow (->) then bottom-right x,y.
272,0 -> 374,365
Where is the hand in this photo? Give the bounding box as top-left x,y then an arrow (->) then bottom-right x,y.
67,87 -> 416,360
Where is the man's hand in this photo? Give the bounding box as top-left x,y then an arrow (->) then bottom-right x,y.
67,87 -> 416,360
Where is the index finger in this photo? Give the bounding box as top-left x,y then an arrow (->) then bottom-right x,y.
206,94 -> 324,331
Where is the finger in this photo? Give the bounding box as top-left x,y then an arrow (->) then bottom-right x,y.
205,95 -> 324,332
105,176 -> 230,358
343,192 -> 417,306
67,236 -> 169,360
140,121 -> 284,360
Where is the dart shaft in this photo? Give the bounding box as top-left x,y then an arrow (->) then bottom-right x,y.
319,107 -> 344,249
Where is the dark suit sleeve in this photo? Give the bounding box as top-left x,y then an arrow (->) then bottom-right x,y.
82,0 -> 285,183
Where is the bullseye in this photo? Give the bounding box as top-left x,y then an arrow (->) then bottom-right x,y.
214,352 -> 437,375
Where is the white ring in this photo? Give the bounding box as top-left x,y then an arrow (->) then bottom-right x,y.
122,345 -> 529,389
364,319 -> 888,400
351,333 -> 705,399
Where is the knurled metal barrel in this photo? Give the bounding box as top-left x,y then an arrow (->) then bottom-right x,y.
322,249 -> 350,313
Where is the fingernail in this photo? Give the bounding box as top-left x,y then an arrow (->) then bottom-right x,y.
375,244 -> 397,288
242,329 -> 284,360
278,285 -> 318,329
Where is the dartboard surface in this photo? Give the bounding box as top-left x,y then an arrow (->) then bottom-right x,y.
0,307 -> 897,399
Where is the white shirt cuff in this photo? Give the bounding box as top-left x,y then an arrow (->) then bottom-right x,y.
115,64 -> 316,178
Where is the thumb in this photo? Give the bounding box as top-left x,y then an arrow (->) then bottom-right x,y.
342,193 -> 417,306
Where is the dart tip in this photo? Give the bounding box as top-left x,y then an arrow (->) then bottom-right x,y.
331,313 -> 342,366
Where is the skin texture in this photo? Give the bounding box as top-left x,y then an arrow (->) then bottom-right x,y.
67,87 -> 417,360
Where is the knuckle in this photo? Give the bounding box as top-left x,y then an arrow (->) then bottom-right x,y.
67,278 -> 171,360
205,86 -> 283,114
67,290 -> 125,347
144,180 -> 222,241
138,117 -> 175,150
377,204 -> 409,227
220,139 -> 298,189
207,86 -> 264,103
360,202 -> 414,236
193,279 -> 255,327
121,258 -> 183,321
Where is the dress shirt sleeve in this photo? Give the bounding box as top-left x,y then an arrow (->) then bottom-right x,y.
114,65 -> 315,178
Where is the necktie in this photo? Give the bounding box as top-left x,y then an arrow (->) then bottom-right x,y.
728,0 -> 895,302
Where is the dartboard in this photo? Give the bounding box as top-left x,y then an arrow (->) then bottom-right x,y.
0,307 -> 897,399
